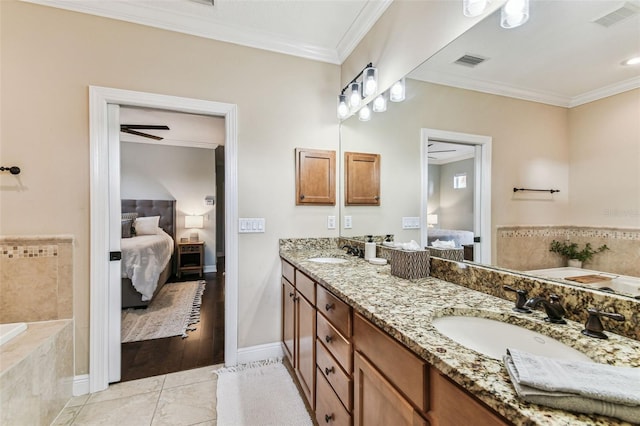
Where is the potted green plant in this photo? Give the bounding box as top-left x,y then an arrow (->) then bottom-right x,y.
549,240 -> 609,268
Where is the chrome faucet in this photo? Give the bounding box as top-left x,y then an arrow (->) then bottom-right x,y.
582,308 -> 625,339
524,294 -> 567,324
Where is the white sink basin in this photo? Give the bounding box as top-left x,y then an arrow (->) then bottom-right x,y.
432,316 -> 592,362
307,257 -> 348,264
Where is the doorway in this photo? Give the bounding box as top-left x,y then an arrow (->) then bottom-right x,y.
420,128 -> 492,263
89,86 -> 239,393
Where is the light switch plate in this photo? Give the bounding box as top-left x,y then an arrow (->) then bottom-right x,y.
327,215 -> 336,229
239,218 -> 265,233
344,216 -> 352,229
402,217 -> 421,229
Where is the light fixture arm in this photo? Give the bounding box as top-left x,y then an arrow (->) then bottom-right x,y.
340,62 -> 373,95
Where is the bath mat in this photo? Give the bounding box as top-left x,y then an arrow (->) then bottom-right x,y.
215,359 -> 313,426
121,280 -> 205,343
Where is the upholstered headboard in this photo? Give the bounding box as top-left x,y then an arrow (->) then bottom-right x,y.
121,199 -> 176,240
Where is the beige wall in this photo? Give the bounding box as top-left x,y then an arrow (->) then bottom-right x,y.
0,1 -> 340,374
568,89 -> 640,228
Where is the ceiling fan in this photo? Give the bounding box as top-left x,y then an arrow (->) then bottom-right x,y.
120,124 -> 170,141
428,143 -> 457,159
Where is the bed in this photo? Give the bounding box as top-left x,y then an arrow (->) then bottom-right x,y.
426,229 -> 474,248
121,199 -> 176,309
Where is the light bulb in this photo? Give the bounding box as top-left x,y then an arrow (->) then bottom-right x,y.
337,94 -> 349,119
372,94 -> 387,112
501,0 -> 529,29
389,78 -> 405,102
349,82 -> 361,108
358,104 -> 371,121
362,66 -> 378,97
463,0 -> 488,17
622,56 -> 640,66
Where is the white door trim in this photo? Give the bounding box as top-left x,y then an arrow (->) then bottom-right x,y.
420,128 -> 492,263
89,86 -> 239,393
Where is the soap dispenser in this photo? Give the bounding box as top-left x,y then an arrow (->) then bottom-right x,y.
364,235 -> 376,260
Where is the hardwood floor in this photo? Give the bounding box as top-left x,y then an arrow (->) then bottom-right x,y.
120,258 -> 225,382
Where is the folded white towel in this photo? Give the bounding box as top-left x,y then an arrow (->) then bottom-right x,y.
507,348 -> 640,406
431,239 -> 456,249
504,353 -> 640,423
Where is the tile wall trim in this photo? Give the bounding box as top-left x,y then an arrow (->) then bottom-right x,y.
497,226 -> 640,241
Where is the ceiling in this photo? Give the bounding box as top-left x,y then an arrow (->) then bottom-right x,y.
428,142 -> 475,165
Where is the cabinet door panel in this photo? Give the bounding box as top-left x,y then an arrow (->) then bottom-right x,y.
296,293 -> 316,409
354,352 -> 428,426
296,148 -> 336,205
282,278 -> 295,367
316,369 -> 352,426
295,270 -> 316,305
317,339 -> 352,411
345,151 -> 380,206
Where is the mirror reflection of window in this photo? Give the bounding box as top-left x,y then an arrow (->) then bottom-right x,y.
454,173 -> 467,189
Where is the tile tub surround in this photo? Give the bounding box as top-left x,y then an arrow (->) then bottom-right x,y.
279,246 -> 640,426
430,258 -> 640,341
496,226 -> 640,277
0,235 -> 74,323
0,319 -> 73,425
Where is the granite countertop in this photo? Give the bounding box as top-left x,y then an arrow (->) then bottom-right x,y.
280,248 -> 640,426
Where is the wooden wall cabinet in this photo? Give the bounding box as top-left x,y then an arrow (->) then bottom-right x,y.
345,151 -> 380,206
295,148 -> 336,205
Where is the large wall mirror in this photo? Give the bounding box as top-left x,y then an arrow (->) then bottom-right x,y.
340,0 -> 640,300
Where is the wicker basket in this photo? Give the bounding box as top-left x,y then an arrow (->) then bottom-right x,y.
389,249 -> 430,280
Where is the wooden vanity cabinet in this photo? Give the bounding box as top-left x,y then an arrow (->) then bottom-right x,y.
345,151 -> 380,206
295,148 -> 336,205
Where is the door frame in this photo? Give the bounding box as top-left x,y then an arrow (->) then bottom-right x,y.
89,86 -> 239,393
420,128 -> 492,263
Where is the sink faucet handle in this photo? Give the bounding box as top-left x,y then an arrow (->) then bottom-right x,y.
503,285 -> 532,313
582,308 -> 625,340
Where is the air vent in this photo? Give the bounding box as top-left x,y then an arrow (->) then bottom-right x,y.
593,2 -> 639,27
454,54 -> 488,67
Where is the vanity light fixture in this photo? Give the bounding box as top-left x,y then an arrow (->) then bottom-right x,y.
358,104 -> 372,121
463,0 -> 489,17
389,78 -> 406,102
622,56 -> 640,66
501,0 -> 529,29
372,93 -> 387,112
337,94 -> 349,119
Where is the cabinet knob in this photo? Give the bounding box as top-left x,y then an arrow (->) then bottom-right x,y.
374,195 -> 379,200
293,296 -> 299,302
300,194 -> 305,200
325,335 -> 333,343
289,292 -> 295,298
325,303 -> 335,311
324,414 -> 334,423
324,366 -> 335,376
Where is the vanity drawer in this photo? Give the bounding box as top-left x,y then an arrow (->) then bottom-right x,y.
317,339 -> 352,411
295,270 -> 316,305
281,259 -> 295,284
316,368 -> 352,426
317,313 -> 352,373
353,313 -> 427,413
317,285 -> 351,337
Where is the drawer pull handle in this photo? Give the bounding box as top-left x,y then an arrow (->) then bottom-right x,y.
325,335 -> 333,343
325,414 -> 334,423
324,366 -> 335,375
325,303 -> 335,311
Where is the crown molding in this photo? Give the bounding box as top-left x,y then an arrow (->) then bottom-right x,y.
21,0 -> 394,64
569,76 -> 640,108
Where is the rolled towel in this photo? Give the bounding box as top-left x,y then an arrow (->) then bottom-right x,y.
507,348 -> 640,406
504,354 -> 640,423
431,239 -> 456,249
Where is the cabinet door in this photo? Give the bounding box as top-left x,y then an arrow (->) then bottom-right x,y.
354,352 -> 428,426
296,292 -> 316,409
296,148 -> 336,205
345,152 -> 380,206
282,278 -> 295,367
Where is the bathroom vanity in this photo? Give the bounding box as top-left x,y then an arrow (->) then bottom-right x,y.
279,239 -> 640,426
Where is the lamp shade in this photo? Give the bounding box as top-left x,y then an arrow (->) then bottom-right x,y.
389,78 -> 406,102
185,215 -> 204,229
427,214 -> 438,226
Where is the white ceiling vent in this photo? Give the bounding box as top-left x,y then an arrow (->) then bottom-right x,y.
593,2 -> 639,27
454,54 -> 488,67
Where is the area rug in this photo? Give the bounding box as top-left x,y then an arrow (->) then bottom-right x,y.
121,280 -> 205,343
215,359 -> 313,426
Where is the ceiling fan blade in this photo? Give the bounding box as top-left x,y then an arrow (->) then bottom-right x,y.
429,149 -> 457,153
120,125 -> 170,130
121,128 -> 164,140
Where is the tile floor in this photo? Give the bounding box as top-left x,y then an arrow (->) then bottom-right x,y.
53,365 -> 222,425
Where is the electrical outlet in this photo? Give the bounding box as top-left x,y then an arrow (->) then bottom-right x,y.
327,215 -> 336,229
344,215 -> 352,229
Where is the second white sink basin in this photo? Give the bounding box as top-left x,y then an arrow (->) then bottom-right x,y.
307,257 -> 348,264
432,316 -> 592,362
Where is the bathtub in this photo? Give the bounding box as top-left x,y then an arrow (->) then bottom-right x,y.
0,322 -> 28,346
526,267 -> 640,298
0,320 -> 73,425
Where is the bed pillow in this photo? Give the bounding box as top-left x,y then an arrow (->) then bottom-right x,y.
121,219 -> 134,238
135,216 -> 161,235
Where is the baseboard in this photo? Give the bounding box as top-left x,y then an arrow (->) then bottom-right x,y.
204,264 -> 217,273
73,374 -> 90,396
236,342 -> 283,364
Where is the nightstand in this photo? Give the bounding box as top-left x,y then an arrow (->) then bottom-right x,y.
177,241 -> 204,279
